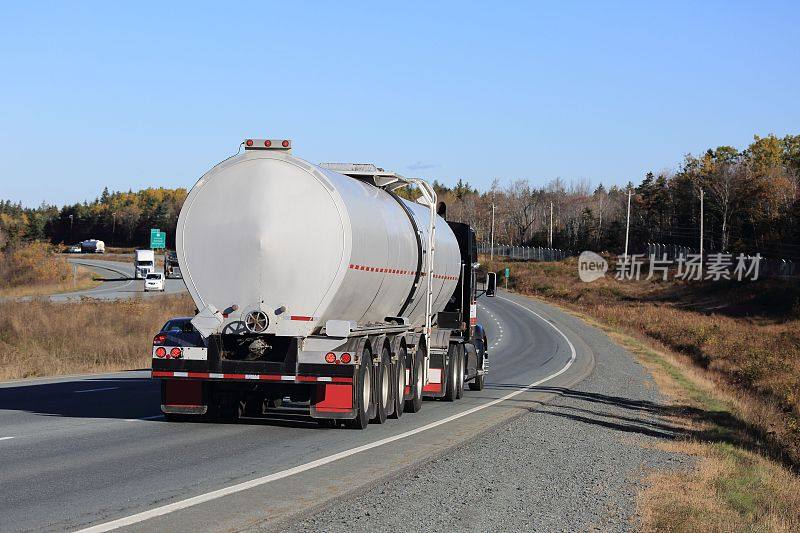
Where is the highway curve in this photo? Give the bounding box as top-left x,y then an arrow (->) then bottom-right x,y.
48,258 -> 187,301
0,291 -> 593,532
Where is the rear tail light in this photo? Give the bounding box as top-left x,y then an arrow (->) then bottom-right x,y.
153,334 -> 167,345
155,347 -> 167,358
340,352 -> 352,364
169,347 -> 182,359
325,352 -> 336,364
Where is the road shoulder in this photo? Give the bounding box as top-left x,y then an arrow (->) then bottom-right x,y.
279,293 -> 693,532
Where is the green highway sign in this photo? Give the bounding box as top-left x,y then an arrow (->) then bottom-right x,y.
504,267 -> 510,278
150,228 -> 166,249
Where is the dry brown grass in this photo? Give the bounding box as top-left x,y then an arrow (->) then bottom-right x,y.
485,257 -> 800,530
0,265 -> 99,298
0,294 -> 195,380
486,257 -> 800,465
616,335 -> 800,532
66,252 -> 165,267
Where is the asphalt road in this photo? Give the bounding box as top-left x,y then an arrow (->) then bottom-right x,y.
0,291 -> 593,532
50,258 -> 187,301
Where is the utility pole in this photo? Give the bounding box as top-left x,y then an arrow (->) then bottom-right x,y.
699,188 -> 704,264
112,212 -> 117,238
624,188 -> 632,259
549,201 -> 553,248
490,203 -> 495,260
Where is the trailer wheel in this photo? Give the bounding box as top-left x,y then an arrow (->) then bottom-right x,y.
469,335 -> 488,391
444,344 -> 459,402
405,348 -> 424,413
372,346 -> 391,424
390,345 -> 406,419
455,346 -> 465,400
346,346 -> 372,429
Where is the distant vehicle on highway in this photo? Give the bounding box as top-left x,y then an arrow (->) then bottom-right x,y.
80,239 -> 105,253
165,251 -> 182,279
66,244 -> 82,253
144,272 -> 165,292
157,317 -> 204,347
134,249 -> 155,279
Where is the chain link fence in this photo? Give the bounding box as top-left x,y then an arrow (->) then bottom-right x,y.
478,243 -> 569,262
644,242 -> 798,277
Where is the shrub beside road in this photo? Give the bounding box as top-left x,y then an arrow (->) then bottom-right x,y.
0,242 -> 99,297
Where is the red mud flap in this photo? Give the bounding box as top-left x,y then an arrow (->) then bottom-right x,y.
422,367 -> 445,398
310,383 -> 356,420
161,380 -> 207,415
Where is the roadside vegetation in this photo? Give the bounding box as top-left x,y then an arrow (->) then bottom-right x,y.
0,294 -> 195,380
0,241 -> 98,297
485,257 -> 800,530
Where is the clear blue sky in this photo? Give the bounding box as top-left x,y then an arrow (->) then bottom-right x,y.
1,1 -> 798,206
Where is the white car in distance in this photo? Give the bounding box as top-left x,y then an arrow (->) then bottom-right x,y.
144,273 -> 165,292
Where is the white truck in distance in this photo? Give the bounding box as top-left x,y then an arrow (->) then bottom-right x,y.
152,138 -> 495,428
134,249 -> 155,279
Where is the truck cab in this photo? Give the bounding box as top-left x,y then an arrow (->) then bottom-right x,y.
134,249 -> 155,279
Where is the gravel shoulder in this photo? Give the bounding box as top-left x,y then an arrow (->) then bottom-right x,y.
280,296 -> 693,532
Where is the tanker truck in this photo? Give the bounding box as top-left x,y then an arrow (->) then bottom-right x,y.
152,138 -> 495,428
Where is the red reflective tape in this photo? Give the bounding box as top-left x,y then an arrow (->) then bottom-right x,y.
187,372 -> 210,379
225,373 -> 247,380
290,315 -> 314,321
297,375 -> 318,382
152,371 -> 172,378
331,377 -> 353,384
259,374 -> 282,381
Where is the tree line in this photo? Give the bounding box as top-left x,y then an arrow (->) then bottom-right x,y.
1,133 -> 798,259
0,187 -> 187,250
435,133 -> 800,260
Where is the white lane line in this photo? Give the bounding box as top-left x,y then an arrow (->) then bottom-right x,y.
0,436 -> 15,442
74,387 -> 120,394
76,297 -> 578,533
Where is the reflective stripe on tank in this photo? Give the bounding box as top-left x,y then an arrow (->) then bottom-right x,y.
348,263 -> 457,281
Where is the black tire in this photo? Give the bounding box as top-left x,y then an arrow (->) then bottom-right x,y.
390,345 -> 406,419
455,345 -> 465,400
444,344 -> 459,402
469,374 -> 485,391
372,346 -> 391,424
470,336 -> 487,391
405,347 -> 424,413
346,345 -> 372,429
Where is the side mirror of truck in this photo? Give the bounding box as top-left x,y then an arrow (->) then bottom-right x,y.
486,272 -> 497,297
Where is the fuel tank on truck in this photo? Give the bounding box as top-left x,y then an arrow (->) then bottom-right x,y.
176,141 -> 461,338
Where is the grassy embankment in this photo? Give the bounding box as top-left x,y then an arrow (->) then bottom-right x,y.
0,242 -> 99,297
0,294 -> 195,380
484,257 -> 800,531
